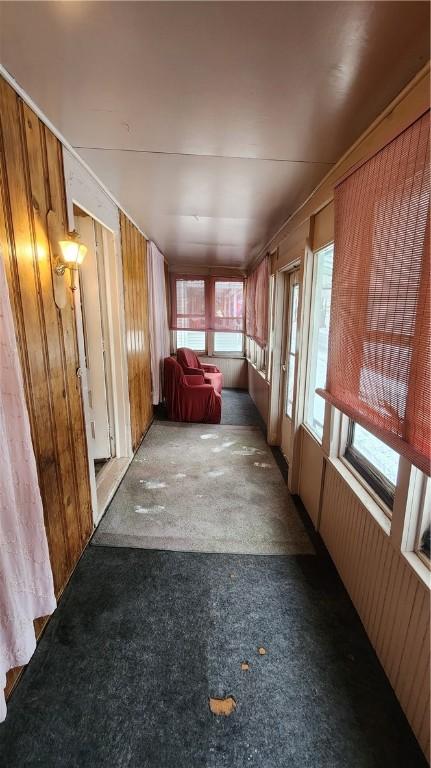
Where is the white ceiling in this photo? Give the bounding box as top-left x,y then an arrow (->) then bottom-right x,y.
0,1 -> 429,268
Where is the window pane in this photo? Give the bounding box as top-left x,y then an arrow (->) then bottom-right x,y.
214,332 -> 244,353
286,353 -> 295,415
351,424 -> 399,485
214,281 -> 244,332
176,279 -> 206,328
285,284 -> 299,418
305,244 -> 334,440
416,475 -> 431,562
420,523 -> 430,561
176,330 -> 206,351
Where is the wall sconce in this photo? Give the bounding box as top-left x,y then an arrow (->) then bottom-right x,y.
55,232 -> 87,286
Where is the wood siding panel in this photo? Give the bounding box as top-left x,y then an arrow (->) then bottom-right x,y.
0,77 -> 93,696
320,461 -> 430,761
247,362 -> 270,424
120,211 -> 152,450
298,428 -> 324,528
200,356 -> 248,389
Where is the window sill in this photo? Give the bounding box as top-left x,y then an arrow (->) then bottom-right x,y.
302,423 -> 323,447
402,551 -> 431,590
246,358 -> 269,383
329,456 -> 391,537
209,353 -> 246,360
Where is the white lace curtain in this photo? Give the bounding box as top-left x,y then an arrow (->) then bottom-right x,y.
0,253 -> 56,721
147,242 -> 170,404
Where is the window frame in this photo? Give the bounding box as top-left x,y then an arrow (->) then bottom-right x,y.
171,275 -> 245,359
304,243 -> 334,443
343,419 -> 396,512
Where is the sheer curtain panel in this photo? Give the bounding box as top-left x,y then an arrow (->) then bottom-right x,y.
148,242 -> 170,404
0,254 -> 56,720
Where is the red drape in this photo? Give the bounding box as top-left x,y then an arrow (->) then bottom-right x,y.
318,110 -> 430,475
170,275 -> 244,332
245,254 -> 270,346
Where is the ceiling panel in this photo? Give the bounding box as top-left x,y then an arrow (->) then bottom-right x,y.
0,1 -> 429,267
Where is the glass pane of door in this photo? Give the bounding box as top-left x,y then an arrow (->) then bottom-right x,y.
285,282 -> 299,417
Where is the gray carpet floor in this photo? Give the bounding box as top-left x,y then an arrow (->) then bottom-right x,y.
0,548 -> 426,768
92,421 -> 313,555
0,392 -> 426,767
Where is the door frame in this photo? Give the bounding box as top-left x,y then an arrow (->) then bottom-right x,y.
279,268 -> 300,465
63,148 -> 132,524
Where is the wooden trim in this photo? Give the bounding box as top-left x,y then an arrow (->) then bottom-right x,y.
119,212 -> 153,451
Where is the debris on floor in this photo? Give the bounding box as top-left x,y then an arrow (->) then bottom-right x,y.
208,696 -> 237,716
240,661 -> 250,671
258,646 -> 267,656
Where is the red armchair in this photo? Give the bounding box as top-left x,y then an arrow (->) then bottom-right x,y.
163,357 -> 221,424
176,347 -> 223,394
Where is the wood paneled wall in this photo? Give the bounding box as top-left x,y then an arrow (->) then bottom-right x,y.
320,461 -> 430,761
0,78 -> 93,692
247,362 -> 270,424
200,356 -> 247,389
120,211 -> 152,450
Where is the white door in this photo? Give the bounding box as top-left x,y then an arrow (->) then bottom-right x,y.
280,269 -> 300,463
76,215 -> 111,460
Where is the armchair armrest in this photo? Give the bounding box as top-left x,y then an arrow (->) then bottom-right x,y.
184,365 -> 204,376
201,363 -> 220,373
185,374 -> 205,386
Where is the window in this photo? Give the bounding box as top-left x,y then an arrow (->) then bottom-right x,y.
285,282 -> 299,418
171,275 -> 244,357
175,279 -> 206,330
267,274 -> 275,382
305,244 -> 334,440
344,421 -> 400,509
214,332 -> 244,354
213,280 -> 244,333
415,475 -> 430,565
176,330 -> 206,352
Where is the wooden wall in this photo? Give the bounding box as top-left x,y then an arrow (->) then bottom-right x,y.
0,78 -> 93,692
200,355 -> 248,389
247,362 -> 270,424
120,211 -> 153,450
320,461 -> 430,761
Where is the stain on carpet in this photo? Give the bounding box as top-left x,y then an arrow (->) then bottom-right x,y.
209,696 -> 237,716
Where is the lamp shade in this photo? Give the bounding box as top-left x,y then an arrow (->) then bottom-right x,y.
59,240 -> 87,267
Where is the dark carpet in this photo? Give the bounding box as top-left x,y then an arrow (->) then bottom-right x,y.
0,548 -> 426,768
221,388 -> 266,428
155,387 -> 265,430
0,391 -> 426,767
